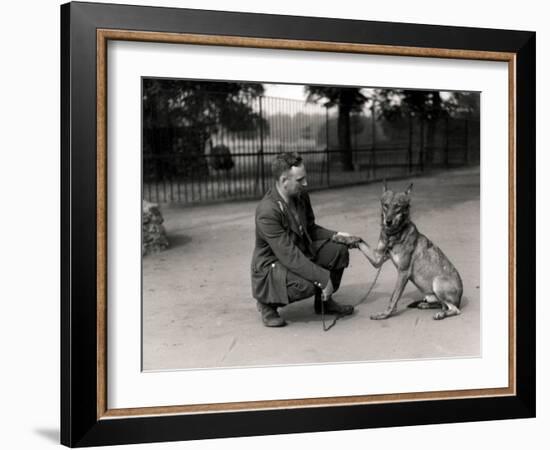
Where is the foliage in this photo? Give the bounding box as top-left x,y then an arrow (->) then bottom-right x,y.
143,79 -> 267,177
374,89 -> 478,166
143,79 -> 266,133
375,89 -> 452,121
305,86 -> 371,111
375,89 -> 479,121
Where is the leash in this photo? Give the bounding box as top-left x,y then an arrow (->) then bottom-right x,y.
321,263 -> 384,332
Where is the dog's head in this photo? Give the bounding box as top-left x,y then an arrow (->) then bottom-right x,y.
380,181 -> 413,233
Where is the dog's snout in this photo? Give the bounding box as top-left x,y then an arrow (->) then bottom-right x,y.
385,219 -> 392,226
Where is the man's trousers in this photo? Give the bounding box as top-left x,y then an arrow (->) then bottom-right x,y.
286,240 -> 349,303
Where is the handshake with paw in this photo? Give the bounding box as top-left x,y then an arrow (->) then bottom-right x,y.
331,231 -> 364,248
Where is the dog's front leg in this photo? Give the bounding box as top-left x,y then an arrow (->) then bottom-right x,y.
358,240 -> 387,268
371,271 -> 409,320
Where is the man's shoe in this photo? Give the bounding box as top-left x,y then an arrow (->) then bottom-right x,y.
257,301 -> 287,327
314,294 -> 354,316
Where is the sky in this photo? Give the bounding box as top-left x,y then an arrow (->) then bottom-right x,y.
263,82 -> 454,103
263,83 -> 309,100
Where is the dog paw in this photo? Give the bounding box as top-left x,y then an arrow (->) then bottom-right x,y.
433,312 -> 446,320
370,311 -> 391,320
331,234 -> 363,248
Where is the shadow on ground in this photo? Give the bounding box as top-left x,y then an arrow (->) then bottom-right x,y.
162,233 -> 192,251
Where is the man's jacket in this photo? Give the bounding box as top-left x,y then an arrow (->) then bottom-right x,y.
251,186 -> 335,305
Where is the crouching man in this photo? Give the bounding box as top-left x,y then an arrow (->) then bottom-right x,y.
250,151 -> 357,327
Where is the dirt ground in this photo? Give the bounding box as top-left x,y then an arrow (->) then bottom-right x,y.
142,166 -> 480,371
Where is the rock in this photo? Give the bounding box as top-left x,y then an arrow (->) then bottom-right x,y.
143,200 -> 169,255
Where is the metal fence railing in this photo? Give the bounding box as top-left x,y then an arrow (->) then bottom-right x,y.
143,92 -> 479,205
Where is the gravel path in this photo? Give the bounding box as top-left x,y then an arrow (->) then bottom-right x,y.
142,166 -> 480,371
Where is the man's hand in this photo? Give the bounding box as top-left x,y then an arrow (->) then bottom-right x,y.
331,231 -> 363,248
336,231 -> 352,238
321,278 -> 334,302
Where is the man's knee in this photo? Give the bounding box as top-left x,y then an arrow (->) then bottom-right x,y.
287,275 -> 317,303
318,241 -> 349,270
334,243 -> 349,266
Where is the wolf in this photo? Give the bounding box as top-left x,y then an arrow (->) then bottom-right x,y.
358,182 -> 463,320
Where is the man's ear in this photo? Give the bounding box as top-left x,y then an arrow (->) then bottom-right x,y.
279,174 -> 288,187
405,183 -> 413,196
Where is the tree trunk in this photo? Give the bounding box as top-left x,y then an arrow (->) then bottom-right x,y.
337,104 -> 354,171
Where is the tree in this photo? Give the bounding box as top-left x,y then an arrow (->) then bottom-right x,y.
446,91 -> 480,119
306,86 -> 370,171
143,79 -> 266,178
376,89 -> 456,167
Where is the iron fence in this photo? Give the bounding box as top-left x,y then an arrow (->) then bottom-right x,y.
143,93 -> 479,205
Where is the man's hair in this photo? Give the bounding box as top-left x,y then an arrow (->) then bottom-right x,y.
271,152 -> 303,180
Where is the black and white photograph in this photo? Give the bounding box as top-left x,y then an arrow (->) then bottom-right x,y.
141,78 -> 481,371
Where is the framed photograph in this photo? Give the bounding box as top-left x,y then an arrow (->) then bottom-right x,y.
61,1 -> 535,447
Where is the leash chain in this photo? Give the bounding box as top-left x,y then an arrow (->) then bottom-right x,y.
322,263 -> 384,332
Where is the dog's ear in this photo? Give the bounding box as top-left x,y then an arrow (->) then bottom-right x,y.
405,183 -> 413,196
382,179 -> 388,193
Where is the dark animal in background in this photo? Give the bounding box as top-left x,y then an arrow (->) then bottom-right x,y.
208,144 -> 235,194
358,182 -> 463,320
210,144 -> 235,171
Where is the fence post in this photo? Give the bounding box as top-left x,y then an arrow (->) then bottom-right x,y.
445,116 -> 450,168
371,101 -> 376,178
419,118 -> 425,172
325,106 -> 330,186
259,96 -> 266,194
408,112 -> 413,173
464,118 -> 469,165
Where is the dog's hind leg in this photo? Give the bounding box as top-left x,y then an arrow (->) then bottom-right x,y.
432,276 -> 461,320
433,302 -> 461,320
415,294 -> 442,310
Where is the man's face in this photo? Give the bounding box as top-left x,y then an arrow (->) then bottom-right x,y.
283,164 -> 308,197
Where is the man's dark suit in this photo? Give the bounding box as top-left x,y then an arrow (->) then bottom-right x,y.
251,186 -> 349,306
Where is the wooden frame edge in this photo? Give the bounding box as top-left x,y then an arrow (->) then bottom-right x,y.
98,29 -> 515,61
508,55 -> 517,395
95,28 -> 517,421
100,387 -> 515,419
97,29 -> 108,419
